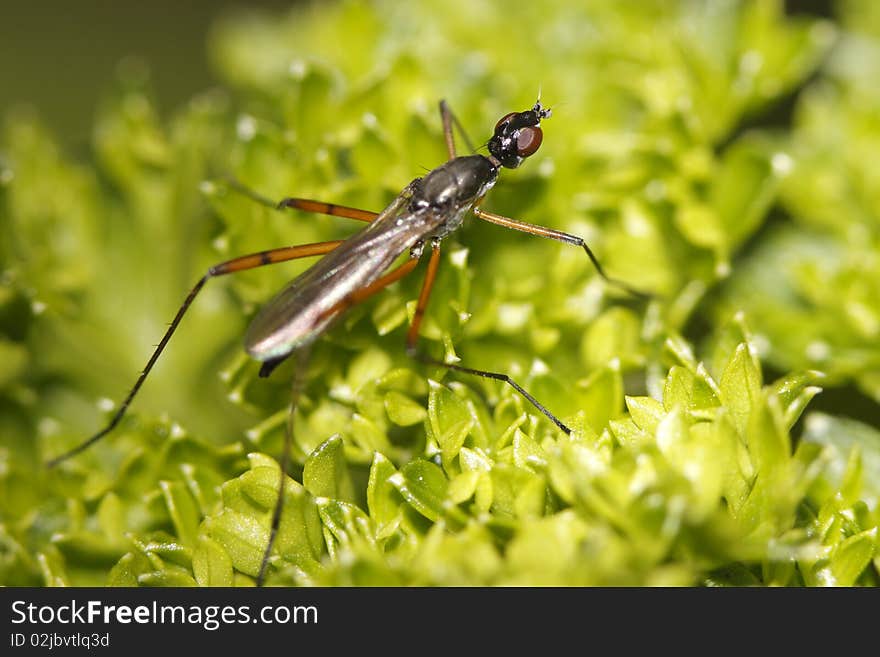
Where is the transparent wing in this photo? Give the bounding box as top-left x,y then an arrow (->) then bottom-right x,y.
244,182 -> 441,359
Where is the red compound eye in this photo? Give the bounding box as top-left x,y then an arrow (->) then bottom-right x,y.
516,126 -> 543,157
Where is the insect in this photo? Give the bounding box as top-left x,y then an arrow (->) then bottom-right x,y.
47,98 -> 645,585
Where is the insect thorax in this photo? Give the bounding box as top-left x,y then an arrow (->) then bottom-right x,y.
414,155 -> 498,239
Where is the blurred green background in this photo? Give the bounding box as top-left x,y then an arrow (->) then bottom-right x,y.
1,0 -> 878,586
0,1 -> 293,145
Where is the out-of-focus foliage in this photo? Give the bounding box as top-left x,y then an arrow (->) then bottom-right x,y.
717,1 -> 880,402
1,0 -> 877,586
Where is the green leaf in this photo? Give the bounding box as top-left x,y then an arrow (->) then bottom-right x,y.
709,137 -> 782,253
747,395 -> 791,475
390,460 -> 449,522
427,380 -> 475,463
663,365 -> 720,413
512,430 -> 546,471
107,553 -> 148,587
580,307 -> 644,369
505,511 -> 589,583
96,493 -> 126,540
448,471 -> 481,504
489,464 -> 545,519
159,480 -> 201,547
655,407 -> 690,461
802,413 -> 880,502
709,312 -> 752,381
346,413 -> 392,456
626,396 -> 665,435
138,567 -> 198,587
674,202 -> 725,252
384,391 -> 427,426
736,396 -> 796,537
719,344 -> 763,436
317,498 -> 374,549
203,459 -> 323,579
346,347 -> 393,392
839,445 -> 863,509
366,452 -> 402,539
201,508 -> 266,578
51,531 -> 125,567
769,370 -> 824,430
830,529 -> 877,586
576,363 -> 624,434
192,536 -> 234,587
303,435 -> 356,503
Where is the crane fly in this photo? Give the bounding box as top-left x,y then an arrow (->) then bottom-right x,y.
47,98 -> 646,585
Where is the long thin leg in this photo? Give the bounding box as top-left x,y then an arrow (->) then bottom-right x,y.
45,240 -> 343,468
256,344 -> 311,587
223,176 -> 379,223
406,242 -> 442,352
439,100 -> 477,160
277,198 -> 377,223
405,243 -> 572,435
473,206 -> 650,299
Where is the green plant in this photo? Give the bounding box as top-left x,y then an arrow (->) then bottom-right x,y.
1,0 -> 877,586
